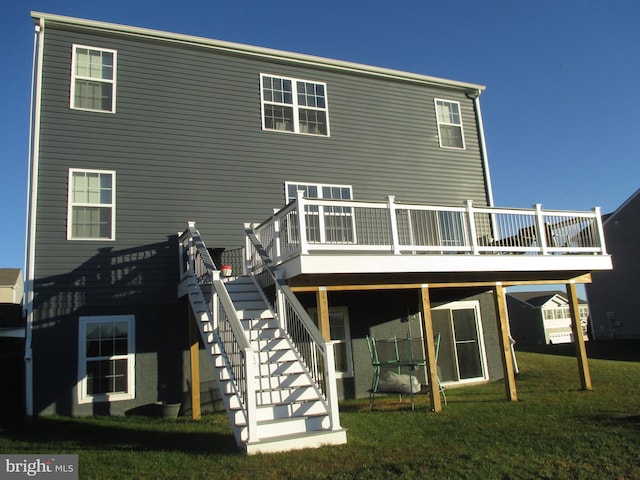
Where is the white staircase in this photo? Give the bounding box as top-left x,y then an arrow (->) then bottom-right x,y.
191,275 -> 347,454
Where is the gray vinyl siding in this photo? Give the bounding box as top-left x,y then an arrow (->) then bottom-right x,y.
35,27 -> 488,281
32,23 -> 491,412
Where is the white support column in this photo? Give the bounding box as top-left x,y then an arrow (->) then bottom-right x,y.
387,195 -> 401,254
466,200 -> 479,255
593,206 -> 608,255
244,349 -> 259,442
273,208 -> 282,262
533,203 -> 549,255
296,190 -> 309,254
324,341 -> 342,430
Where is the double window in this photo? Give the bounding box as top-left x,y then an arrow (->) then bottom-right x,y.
78,315 -> 135,404
67,169 -> 115,240
286,182 -> 354,243
435,99 -> 465,149
71,45 -> 117,113
261,74 -> 330,136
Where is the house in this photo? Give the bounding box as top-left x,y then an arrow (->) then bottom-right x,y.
0,268 -> 23,305
587,188 -> 640,340
507,291 -> 589,346
25,12 -> 612,453
0,268 -> 25,419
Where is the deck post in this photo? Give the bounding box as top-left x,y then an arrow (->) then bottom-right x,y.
566,282 -> 592,390
188,306 -> 202,420
493,283 -> 518,401
387,195 -> 401,254
465,200 -> 479,255
316,287 -> 331,341
419,285 -> 442,413
296,190 -> 309,254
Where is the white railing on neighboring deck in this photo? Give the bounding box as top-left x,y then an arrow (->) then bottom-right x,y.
252,190 -> 608,264
179,223 -> 258,442
244,226 -> 342,432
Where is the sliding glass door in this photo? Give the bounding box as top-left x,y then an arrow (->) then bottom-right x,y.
432,301 -> 488,385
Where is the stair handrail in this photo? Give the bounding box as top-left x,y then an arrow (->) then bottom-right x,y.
179,222 -> 258,443
244,224 -> 342,431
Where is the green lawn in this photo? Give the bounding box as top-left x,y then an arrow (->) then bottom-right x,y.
1,350 -> 639,479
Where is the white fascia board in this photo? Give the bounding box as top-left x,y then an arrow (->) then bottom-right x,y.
283,253 -> 612,277
31,11 -> 486,94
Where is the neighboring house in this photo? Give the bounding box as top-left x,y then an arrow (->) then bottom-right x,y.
507,291 -> 589,346
25,12 -> 612,452
0,268 -> 23,305
0,268 -> 25,419
587,188 -> 640,340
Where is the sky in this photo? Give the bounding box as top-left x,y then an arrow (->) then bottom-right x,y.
1,0 -> 639,271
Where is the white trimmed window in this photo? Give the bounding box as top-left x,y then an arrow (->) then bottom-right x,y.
67,169 -> 116,240
78,315 -> 135,404
286,182 -> 354,243
261,74 -> 330,136
71,45 -> 117,113
309,307 -> 353,378
435,99 -> 465,149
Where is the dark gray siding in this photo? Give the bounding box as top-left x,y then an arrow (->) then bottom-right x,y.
32,24 -> 490,413
35,26 -> 488,279
587,192 -> 640,340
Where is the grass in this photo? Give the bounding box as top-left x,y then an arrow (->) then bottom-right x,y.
1,348 -> 639,479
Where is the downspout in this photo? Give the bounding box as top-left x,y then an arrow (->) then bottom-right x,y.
467,90 -> 494,207
24,17 -> 45,417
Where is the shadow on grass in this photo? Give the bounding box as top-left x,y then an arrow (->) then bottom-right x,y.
516,340 -> 640,362
0,416 -> 239,455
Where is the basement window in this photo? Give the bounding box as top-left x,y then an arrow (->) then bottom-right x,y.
78,315 -> 135,404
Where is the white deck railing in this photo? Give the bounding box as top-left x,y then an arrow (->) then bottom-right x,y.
253,191 -> 607,264
244,226 -> 342,432
179,224 -> 258,442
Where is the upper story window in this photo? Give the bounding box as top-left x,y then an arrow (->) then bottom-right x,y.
261,74 -> 330,136
67,169 -> 115,240
71,45 -> 117,113
435,99 -> 465,149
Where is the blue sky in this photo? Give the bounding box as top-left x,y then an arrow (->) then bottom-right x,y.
1,0 -> 638,270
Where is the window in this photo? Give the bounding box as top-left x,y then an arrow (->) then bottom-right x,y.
71,45 -> 117,113
286,182 -> 354,243
431,301 -> 488,385
67,169 -> 115,240
309,307 -> 353,378
261,74 -> 329,136
78,315 -> 135,403
435,99 -> 465,149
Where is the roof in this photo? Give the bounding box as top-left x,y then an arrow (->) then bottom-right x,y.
31,11 -> 486,94
508,291 -> 587,307
0,268 -> 21,287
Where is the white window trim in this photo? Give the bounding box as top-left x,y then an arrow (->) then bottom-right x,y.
432,300 -> 488,386
434,98 -> 465,149
284,181 -> 353,203
77,315 -> 135,404
309,306 -> 354,378
260,73 -> 330,136
285,181 -> 356,244
70,44 -> 117,113
67,168 -> 116,241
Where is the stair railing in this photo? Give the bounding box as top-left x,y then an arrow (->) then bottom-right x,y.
179,222 -> 258,442
244,224 -> 342,431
